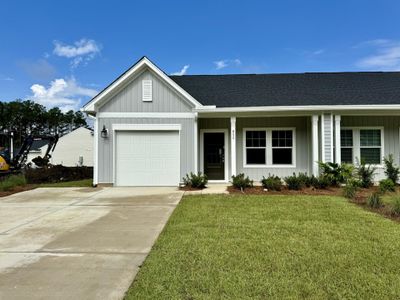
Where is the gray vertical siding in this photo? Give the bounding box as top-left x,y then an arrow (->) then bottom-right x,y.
98,69 -> 193,113
98,117 -> 194,183
199,116 -> 311,181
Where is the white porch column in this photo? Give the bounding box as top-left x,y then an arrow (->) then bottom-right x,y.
194,113 -> 198,173
311,115 -> 319,176
230,116 -> 236,176
334,115 -> 341,164
93,116 -> 99,186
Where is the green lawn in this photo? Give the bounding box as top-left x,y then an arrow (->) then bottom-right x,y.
39,178 -> 93,187
126,195 -> 400,299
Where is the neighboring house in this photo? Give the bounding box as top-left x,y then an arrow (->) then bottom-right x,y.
27,127 -> 94,167
82,56 -> 400,186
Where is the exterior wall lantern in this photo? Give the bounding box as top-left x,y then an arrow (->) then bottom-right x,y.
100,125 -> 109,138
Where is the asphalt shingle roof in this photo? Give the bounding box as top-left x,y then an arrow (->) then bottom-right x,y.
169,72 -> 400,107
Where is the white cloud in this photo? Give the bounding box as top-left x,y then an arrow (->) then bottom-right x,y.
29,77 -> 97,112
1,76 -> 13,81
53,39 -> 101,68
171,65 -> 190,76
214,58 -> 242,70
312,49 -> 325,55
356,39 -> 400,70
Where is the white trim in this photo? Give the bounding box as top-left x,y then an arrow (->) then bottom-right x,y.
230,117 -> 237,176
330,114 -> 334,162
311,115 -> 319,176
142,79 -> 152,102
195,104 -> 400,113
199,129 -> 229,182
334,115 -> 341,164
112,124 -> 181,131
242,127 -> 296,168
321,114 -> 325,162
93,116 -> 98,186
112,124 -> 181,186
83,57 -> 202,113
194,113 -> 198,173
341,126 -> 384,167
97,112 -> 196,119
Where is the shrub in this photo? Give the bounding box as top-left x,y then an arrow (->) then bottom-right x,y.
183,172 -> 208,189
343,183 -> 358,199
318,162 -> 353,186
383,154 -> 399,184
379,179 -> 395,193
311,175 -> 331,189
284,173 -> 304,190
297,172 -> 312,187
25,165 -> 93,184
367,192 -> 382,208
391,197 -> 400,215
261,175 -> 282,191
231,173 -> 253,191
0,174 -> 27,191
355,159 -> 376,188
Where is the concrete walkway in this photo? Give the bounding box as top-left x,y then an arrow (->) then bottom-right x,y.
0,187 -> 183,300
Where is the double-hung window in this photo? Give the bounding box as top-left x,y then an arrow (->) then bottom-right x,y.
244,129 -> 295,166
340,128 -> 383,165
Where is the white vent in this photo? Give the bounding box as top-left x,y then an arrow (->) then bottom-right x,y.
142,80 -> 152,102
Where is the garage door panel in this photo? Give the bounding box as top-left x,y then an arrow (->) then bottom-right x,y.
115,131 -> 180,186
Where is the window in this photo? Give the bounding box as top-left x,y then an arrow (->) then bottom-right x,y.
244,129 -> 295,167
360,129 -> 381,164
245,131 -> 266,164
142,80 -> 152,102
340,129 -> 353,164
272,130 -> 293,164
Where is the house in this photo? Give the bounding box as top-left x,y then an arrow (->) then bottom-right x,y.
27,127 -> 93,167
82,56 -> 400,186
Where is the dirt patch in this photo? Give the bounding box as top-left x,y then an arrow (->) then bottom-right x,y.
0,184 -> 37,197
179,186 -> 205,191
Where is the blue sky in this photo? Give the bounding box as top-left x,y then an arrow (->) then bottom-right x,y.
1,0 -> 400,111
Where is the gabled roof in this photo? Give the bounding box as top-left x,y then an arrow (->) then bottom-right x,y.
82,56 -> 203,113
170,72 -> 400,107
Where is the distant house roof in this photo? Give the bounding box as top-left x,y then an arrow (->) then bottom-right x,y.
170,72 -> 400,107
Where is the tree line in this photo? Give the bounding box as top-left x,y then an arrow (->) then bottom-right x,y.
0,100 -> 88,148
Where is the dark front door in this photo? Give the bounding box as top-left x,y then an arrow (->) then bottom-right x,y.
204,132 -> 225,180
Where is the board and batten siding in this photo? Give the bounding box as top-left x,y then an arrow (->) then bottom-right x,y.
98,69 -> 193,113
322,113 -> 333,162
97,117 -> 194,183
199,116 -> 311,181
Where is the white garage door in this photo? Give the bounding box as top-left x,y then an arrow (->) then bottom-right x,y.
115,130 -> 180,186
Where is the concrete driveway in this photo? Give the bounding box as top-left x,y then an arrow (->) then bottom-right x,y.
0,187 -> 183,300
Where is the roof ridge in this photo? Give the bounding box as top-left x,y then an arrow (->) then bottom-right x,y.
169,71 -> 400,77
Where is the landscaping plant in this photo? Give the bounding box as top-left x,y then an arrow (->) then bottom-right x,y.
343,182 -> 358,199
379,179 -> 395,193
297,172 -> 312,187
183,172 -> 208,189
311,175 -> 330,189
261,175 -> 282,191
284,173 -> 304,190
231,173 -> 253,191
391,197 -> 400,215
383,154 -> 399,184
318,162 -> 353,186
355,159 -> 376,188
367,192 -> 382,208
0,174 -> 27,191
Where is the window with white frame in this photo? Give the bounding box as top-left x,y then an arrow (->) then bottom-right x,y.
340,128 -> 382,165
244,129 -> 295,166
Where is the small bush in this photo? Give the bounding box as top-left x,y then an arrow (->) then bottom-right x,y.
231,173 -> 253,191
355,159 -> 376,188
383,154 -> 399,184
311,175 -> 331,189
0,174 -> 27,191
284,173 -> 304,190
391,197 -> 400,215
297,172 -> 312,187
183,172 -> 208,189
318,162 -> 353,186
343,183 -> 358,199
379,179 -> 395,193
261,175 -> 282,191
367,192 -> 382,208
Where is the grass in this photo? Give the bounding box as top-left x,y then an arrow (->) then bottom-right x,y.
0,174 -> 27,191
126,195 -> 400,299
38,178 -> 93,187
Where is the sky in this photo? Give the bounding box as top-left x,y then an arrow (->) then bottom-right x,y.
1,0 -> 400,111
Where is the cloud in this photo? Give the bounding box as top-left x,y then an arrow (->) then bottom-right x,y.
312,49 -> 325,55
1,76 -> 13,81
356,39 -> 400,70
53,39 -> 101,68
18,59 -> 57,80
214,58 -> 242,70
171,65 -> 190,76
29,77 -> 97,112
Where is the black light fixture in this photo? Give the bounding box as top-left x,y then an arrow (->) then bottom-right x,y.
100,125 -> 108,138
